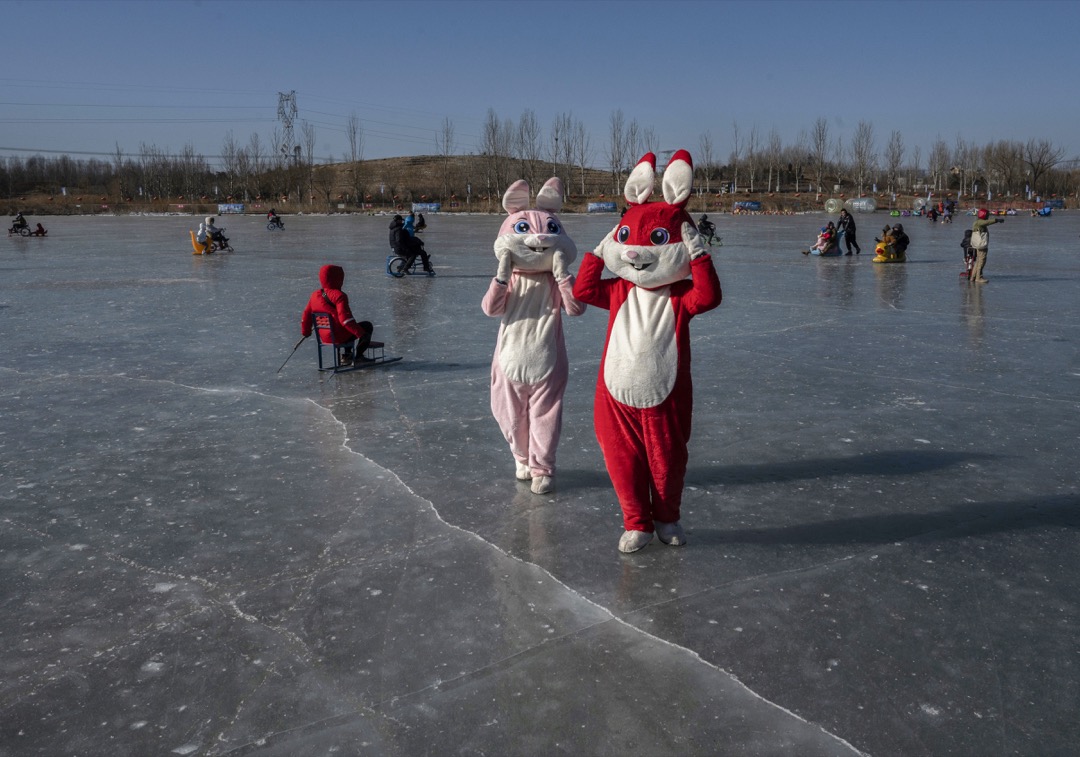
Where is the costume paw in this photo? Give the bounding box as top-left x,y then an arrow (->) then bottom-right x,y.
530,475 -> 553,494
656,521 -> 686,546
618,530 -> 654,553
515,461 -> 532,481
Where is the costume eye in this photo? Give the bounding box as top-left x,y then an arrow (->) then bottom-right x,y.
546,219 -> 561,234
650,228 -> 670,245
616,226 -> 630,243
513,220 -> 531,234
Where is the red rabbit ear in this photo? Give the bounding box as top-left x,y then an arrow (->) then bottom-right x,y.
662,150 -> 693,207
624,153 -> 656,206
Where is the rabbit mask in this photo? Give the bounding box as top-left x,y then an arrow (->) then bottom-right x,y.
495,177 -> 577,273
597,150 -> 702,289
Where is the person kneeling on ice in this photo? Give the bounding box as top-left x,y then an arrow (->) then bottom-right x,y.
300,264 -> 374,365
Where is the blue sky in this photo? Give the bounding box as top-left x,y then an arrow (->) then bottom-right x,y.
3,0 -> 1078,168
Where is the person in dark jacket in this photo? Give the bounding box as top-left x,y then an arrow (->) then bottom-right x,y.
389,214 -> 433,273
890,224 -> 910,256
836,208 -> 861,255
301,264 -> 373,364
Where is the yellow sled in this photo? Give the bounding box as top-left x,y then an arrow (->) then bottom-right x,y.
190,230 -> 213,255
872,240 -> 905,264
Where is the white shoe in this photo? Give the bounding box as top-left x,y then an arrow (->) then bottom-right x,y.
530,475 -> 553,494
515,461 -> 532,480
656,521 -> 686,546
618,530 -> 654,553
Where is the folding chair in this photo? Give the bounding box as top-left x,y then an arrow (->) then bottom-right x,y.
312,312 -> 386,372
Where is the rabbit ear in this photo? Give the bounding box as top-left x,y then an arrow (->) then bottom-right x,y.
536,177 -> 563,213
662,150 -> 693,207
502,180 -> 531,213
624,153 -> 656,205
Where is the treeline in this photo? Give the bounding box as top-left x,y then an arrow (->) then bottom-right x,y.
1,112 -> 1075,210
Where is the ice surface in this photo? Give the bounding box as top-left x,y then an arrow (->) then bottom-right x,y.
2,211 -> 1079,754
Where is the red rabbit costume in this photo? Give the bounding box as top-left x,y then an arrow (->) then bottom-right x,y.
573,150 -> 722,553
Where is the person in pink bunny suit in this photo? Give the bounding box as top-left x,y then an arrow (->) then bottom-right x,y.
481,177 -> 585,494
573,151 -> 722,553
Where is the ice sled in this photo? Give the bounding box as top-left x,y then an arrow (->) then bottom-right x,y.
311,312 -> 402,373
872,240 -> 906,264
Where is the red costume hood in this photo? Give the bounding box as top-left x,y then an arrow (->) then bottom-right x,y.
319,264 -> 345,290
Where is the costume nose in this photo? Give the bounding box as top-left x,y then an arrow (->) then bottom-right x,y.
625,249 -> 639,260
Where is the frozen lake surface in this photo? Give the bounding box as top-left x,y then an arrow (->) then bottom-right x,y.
2,211 -> 1079,755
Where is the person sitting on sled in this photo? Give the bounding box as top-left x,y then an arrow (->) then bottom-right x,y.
300,264 -> 374,365
32,223 -> 47,236
803,223 -> 836,254
205,217 -> 228,249
890,223 -> 910,257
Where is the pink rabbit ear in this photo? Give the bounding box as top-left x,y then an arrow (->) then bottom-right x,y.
536,177 -> 563,213
662,149 -> 693,207
502,180 -> 531,214
624,153 -> 656,205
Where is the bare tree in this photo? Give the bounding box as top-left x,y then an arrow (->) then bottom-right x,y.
549,112 -> 572,190
219,132 -> 241,198
572,119 -> 592,197
928,138 -> 950,192
345,112 -> 364,204
641,126 -> 659,156
745,126 -> 760,192
608,109 -> 627,195
910,144 -> 922,192
849,120 -> 876,193
951,135 -> 969,198
983,139 -> 1024,196
516,108 -> 542,190
311,163 -> 338,210
435,116 -> 456,201
1023,138 -> 1066,195
626,119 -> 640,165
788,130 -> 809,192
884,130 -> 904,194
831,135 -> 845,192
960,138 -> 980,198
810,117 -> 829,194
698,131 -> 714,193
480,108 -> 510,200
300,121 -> 316,205
765,128 -> 783,192
730,120 -> 742,193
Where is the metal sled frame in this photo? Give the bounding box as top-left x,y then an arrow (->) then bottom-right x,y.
312,312 -> 401,373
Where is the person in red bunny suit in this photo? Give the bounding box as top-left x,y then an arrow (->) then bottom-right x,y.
573,150 -> 722,553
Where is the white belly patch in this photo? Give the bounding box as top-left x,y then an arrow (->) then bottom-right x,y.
499,275 -> 557,384
604,287 -> 677,408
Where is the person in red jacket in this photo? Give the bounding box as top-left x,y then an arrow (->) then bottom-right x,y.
300,264 -> 373,364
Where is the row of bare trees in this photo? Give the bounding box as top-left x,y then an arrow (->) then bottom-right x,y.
708,118 -> 1071,199
1,110 -> 1074,207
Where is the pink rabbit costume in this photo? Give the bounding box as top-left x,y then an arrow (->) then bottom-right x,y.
573,151 -> 722,553
481,177 -> 585,495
